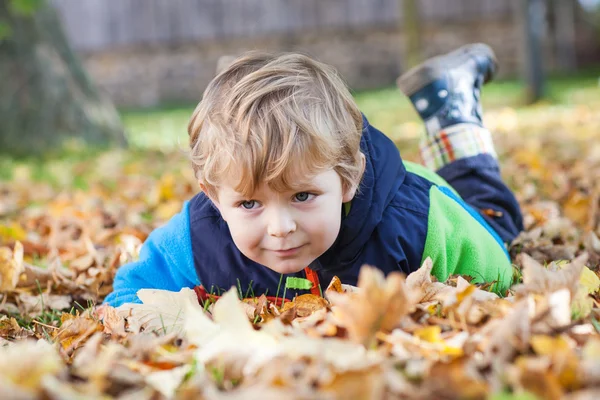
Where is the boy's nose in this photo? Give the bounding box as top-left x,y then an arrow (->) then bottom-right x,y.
267,210 -> 296,237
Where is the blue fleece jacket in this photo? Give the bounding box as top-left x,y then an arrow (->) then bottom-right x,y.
104,117 -> 511,307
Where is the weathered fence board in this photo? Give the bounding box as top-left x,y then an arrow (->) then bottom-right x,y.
51,0 -> 513,51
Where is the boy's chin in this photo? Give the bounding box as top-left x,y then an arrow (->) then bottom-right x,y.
266,261 -> 309,275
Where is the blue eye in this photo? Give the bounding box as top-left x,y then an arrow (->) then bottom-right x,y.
240,200 -> 257,209
294,192 -> 310,202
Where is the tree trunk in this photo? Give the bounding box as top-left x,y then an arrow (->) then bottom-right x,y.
552,0 -> 577,72
401,0 -> 421,70
0,1 -> 126,157
519,0 -> 547,103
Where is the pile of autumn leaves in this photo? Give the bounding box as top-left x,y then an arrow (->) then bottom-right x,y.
0,100 -> 599,399
1,254 -> 599,399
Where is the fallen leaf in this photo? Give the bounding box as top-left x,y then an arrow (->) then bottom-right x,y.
0,242 -> 24,292
0,340 -> 65,397
283,294 -> 328,318
514,253 -> 588,297
328,265 -> 412,347
54,313 -> 103,355
406,257 -> 456,304
325,276 -> 343,294
117,287 -> 202,334
99,305 -> 126,338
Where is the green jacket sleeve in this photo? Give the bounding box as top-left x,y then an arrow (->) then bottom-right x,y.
423,185 -> 514,293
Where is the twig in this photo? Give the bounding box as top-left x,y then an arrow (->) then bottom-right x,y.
32,320 -> 59,330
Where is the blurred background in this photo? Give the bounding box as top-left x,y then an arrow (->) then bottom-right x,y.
1,0 -> 599,156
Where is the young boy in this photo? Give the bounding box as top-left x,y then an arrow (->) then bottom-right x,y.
104,44 -> 523,307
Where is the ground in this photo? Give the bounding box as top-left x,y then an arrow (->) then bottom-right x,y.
0,71 -> 599,399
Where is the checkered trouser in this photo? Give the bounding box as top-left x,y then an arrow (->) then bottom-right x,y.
420,123 -> 497,171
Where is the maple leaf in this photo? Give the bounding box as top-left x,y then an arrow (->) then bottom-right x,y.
328,265 -> 412,347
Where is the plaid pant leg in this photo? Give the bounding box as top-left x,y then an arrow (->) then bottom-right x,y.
420,124 -> 497,171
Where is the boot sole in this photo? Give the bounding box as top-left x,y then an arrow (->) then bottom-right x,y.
396,43 -> 498,97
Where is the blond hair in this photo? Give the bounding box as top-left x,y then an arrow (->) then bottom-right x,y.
188,52 -> 364,199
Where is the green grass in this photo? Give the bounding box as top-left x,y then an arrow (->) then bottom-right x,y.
118,69 -> 599,151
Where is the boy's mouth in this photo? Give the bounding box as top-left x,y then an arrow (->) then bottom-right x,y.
271,244 -> 305,257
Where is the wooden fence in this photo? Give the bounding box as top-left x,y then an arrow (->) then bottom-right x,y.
51,0 -> 514,51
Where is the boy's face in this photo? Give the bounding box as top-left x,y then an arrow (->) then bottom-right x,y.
208,169 -> 357,274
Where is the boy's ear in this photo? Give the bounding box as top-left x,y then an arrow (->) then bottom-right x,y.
342,153 -> 366,203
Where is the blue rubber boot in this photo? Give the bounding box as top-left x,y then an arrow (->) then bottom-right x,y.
397,43 -> 497,136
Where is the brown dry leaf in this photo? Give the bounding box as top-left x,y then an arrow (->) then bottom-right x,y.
442,277 -> 500,325
511,356 -> 565,400
563,189 -> 591,227
17,263 -> 53,288
71,333 -> 125,394
328,265 -> 412,347
285,294 -> 328,318
98,305 -> 126,338
69,254 -> 95,272
530,334 -> 581,390
0,316 -> 32,340
325,275 -> 343,294
0,242 -> 24,292
0,340 -> 66,397
480,299 -> 532,366
18,293 -> 72,317
320,368 -> 386,399
514,253 -> 589,297
54,313 -> 103,356
406,257 -> 456,305
426,357 -> 489,399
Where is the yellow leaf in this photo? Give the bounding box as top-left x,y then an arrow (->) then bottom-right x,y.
426,303 -> 439,315
554,260 -> 600,295
456,283 -> 476,304
530,335 -> 570,355
0,223 -> 27,243
158,173 -> 176,201
563,190 -> 590,227
530,335 -> 581,390
579,266 -> 600,294
414,326 -> 443,343
571,286 -> 594,320
155,200 -> 181,221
